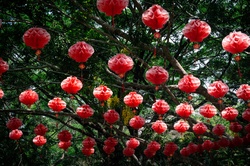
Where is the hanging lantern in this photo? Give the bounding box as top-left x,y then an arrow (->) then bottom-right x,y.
104,137 -> 118,147
152,99 -> 170,117
242,108 -> 250,122
123,91 -> 143,111
222,31 -> 250,55
93,85 -> 113,106
151,120 -> 167,134
82,147 -> 95,156
68,41 -> 94,69
103,145 -> 115,155
143,148 -> 156,158
175,102 -> 194,119
178,74 -> 201,95
229,122 -> 243,133
57,130 -> 72,142
33,135 -> 47,146
23,27 -> 51,57
103,109 -> 120,126
6,117 -> 22,130
82,137 -> 96,148
34,124 -> 48,136
0,89 -> 4,99
244,123 -> 250,133
129,115 -> 145,130
61,76 -> 83,95
58,141 -> 72,151
180,147 -> 190,157
108,53 -> 134,78
182,19 -> 211,49
142,4 -> 170,38
202,140 -> 214,151
145,66 -> 169,90
236,84 -> 250,101
97,0 -> 129,17
123,147 -> 135,157
0,58 -> 9,78
192,122 -> 208,135
199,104 -> 217,119
230,136 -> 243,147
19,89 -> 39,108
217,137 -> 230,148
9,129 -> 23,140
163,142 -> 178,157
76,104 -> 94,119
147,141 -> 161,152
207,80 -> 229,99
187,142 -> 198,154
221,107 -> 238,121
48,97 -> 66,112
126,138 -> 140,149
212,124 -> 226,136
173,119 -> 190,133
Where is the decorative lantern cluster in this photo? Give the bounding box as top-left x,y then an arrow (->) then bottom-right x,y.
23,27 -> 51,57
33,124 -> 48,147
103,137 -> 118,155
19,89 -> 39,108
82,137 -> 96,156
123,137 -> 140,157
6,117 -> 23,140
182,19 -> 211,49
58,130 -> 72,151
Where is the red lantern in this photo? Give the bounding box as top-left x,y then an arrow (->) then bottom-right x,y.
108,53 -> 134,78
145,66 -> 169,90
221,107 -> 238,121
68,41 -> 94,69
182,19 -> 211,48
0,89 -> 4,99
57,130 -> 72,142
142,4 -> 170,38
97,0 -> 129,17
126,138 -> 140,149
19,89 -> 39,108
187,142 -> 198,154
244,123 -> 250,133
151,120 -> 167,134
174,119 -> 190,133
180,147 -> 190,157
207,81 -> 229,98
104,137 -> 118,147
178,74 -> 201,94
103,109 -> 120,125
202,140 -> 214,151
230,136 -> 243,147
76,104 -> 94,119
129,115 -> 145,130
34,124 -> 48,136
61,76 -> 83,95
0,58 -> 9,78
9,129 -> 23,140
175,102 -> 194,119
222,31 -> 250,54
217,137 -> 230,148
123,91 -> 143,108
93,85 -> 113,105
236,84 -> 250,101
212,124 -> 225,136
143,148 -> 156,158
103,145 -> 115,155
58,141 -> 72,151
123,147 -> 135,157
48,97 -> 66,112
242,108 -> 250,122
147,141 -> 161,152
163,142 -> 178,157
229,122 -> 243,133
6,117 -> 22,130
82,147 -> 95,156
199,104 -> 217,118
23,27 -> 51,56
152,99 -> 170,115
82,137 -> 96,148
192,122 -> 208,135
33,135 -> 47,146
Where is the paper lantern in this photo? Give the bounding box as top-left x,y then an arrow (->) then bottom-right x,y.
187,142 -> 198,154
34,124 -> 48,136
207,80 -> 229,98
126,138 -> 140,149
174,119 -> 190,133
212,124 -> 226,136
82,147 -> 95,156
180,147 -> 190,157
221,107 -> 238,121
192,122 -> 208,135
103,145 -> 115,155
61,76 -> 83,95
178,74 -> 201,94
97,0 -> 129,17
175,102 -> 194,118
163,142 -> 178,157
58,141 -> 72,151
199,104 -> 217,118
202,140 -> 214,151
236,84 -> 250,101
143,148 -> 156,158
93,85 -> 113,105
108,53 -> 134,78
19,89 -> 39,108
151,120 -> 167,134
242,108 -> 250,122
6,117 -> 22,130
147,140 -> 161,151
123,91 -> 143,108
182,19 -> 211,48
9,129 -> 23,140
82,137 -> 96,148
57,130 -> 72,142
217,137 -> 230,148
230,136 -> 243,147
104,137 -> 118,147
145,66 -> 169,90
129,115 -> 145,130
76,104 -> 94,119
68,41 -> 94,69
0,89 -> 4,99
48,97 -> 66,112
152,99 -> 170,115
33,135 -> 47,146
229,122 -> 243,133
103,109 -> 120,125
0,58 -> 9,78
123,147 -> 135,157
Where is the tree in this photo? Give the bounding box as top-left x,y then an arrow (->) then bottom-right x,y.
0,0 -> 250,165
